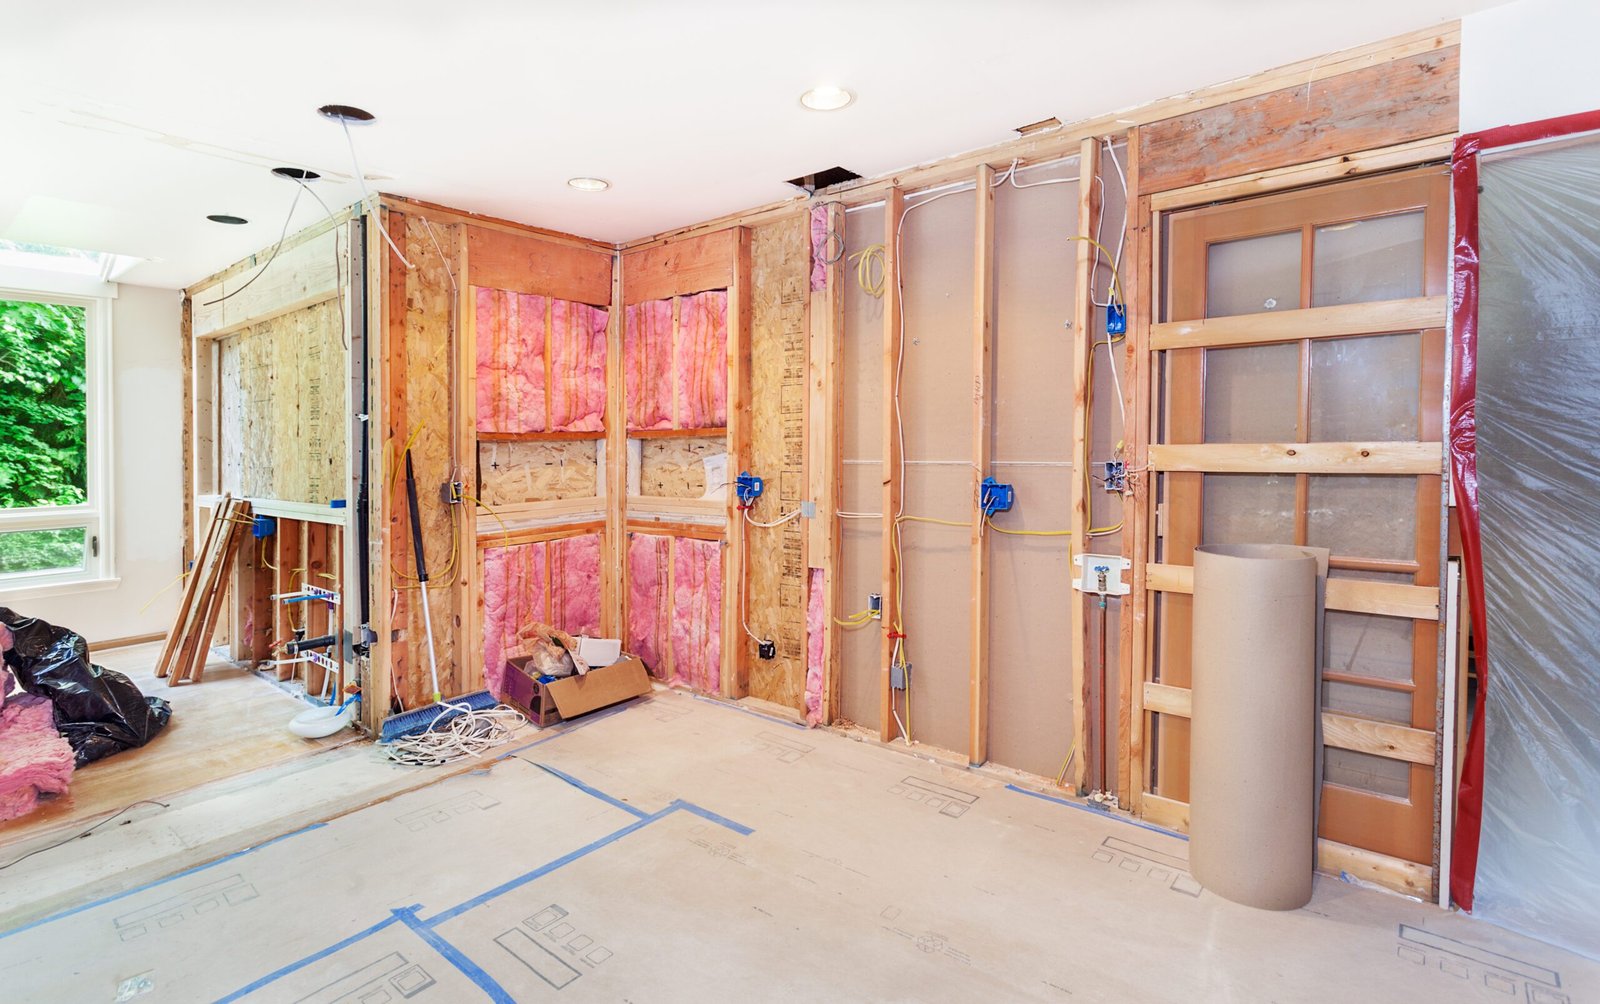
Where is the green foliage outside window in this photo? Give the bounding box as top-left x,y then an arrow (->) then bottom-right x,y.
0,298 -> 90,574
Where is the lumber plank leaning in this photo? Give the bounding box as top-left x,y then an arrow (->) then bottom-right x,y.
155,493 -> 231,679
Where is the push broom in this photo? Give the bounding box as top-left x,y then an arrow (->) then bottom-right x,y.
378,447 -> 498,743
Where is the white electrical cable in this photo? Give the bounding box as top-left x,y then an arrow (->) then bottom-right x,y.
200,183 -> 304,306
339,116 -> 414,270
382,704 -> 529,766
742,507 -> 802,529
738,517 -> 767,646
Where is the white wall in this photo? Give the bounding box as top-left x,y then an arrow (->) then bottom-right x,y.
10,284 -> 184,645
1461,0 -> 1600,132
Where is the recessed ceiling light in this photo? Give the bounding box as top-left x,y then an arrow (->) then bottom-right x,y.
317,104 -> 375,124
799,85 -> 854,112
207,214 -> 248,225
271,166 -> 321,181
567,177 -> 610,192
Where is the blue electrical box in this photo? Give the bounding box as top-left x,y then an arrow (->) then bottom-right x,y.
1106,302 -> 1127,335
252,515 -> 278,539
735,471 -> 764,507
979,477 -> 1015,517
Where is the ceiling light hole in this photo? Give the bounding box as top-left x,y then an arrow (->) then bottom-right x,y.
206,214 -> 249,225
568,177 -> 610,192
271,166 -> 321,181
317,104 -> 375,123
800,85 -> 854,112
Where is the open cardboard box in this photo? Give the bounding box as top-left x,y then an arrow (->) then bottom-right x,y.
501,653 -> 652,723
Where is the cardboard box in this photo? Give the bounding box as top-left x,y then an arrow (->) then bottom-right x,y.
501,654 -> 651,724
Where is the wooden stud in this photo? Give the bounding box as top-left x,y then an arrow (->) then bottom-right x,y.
809,204 -> 847,726
1068,137 -> 1099,791
455,224 -> 478,696
605,252 -> 626,639
1150,297 -> 1448,351
364,206 -> 393,732
969,165 -> 996,766
722,228 -> 753,699
1147,441 -> 1443,475
1118,137 -> 1152,809
879,188 -> 905,744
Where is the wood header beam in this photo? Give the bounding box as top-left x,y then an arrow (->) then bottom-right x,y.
1150,297 -> 1447,351
1148,441 -> 1442,475
466,226 -> 613,305
623,230 -> 737,304
1144,562 -> 1439,620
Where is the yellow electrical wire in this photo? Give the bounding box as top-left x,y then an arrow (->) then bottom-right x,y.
1066,235 -> 1125,307
459,492 -> 510,543
849,244 -> 886,297
983,515 -> 1071,538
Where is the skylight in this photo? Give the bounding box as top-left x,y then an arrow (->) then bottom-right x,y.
0,239 -> 109,276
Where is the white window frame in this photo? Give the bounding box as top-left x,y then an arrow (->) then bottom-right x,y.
0,280 -> 116,599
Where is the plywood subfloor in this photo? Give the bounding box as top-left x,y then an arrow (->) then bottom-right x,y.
0,641 -> 357,854
2,691 -> 1593,1003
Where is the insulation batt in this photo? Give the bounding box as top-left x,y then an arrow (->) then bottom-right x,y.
549,300 -> 608,432
625,300 -> 673,430
675,291 -> 728,428
626,533 -> 670,676
670,538 -> 722,693
805,568 -> 825,725
476,289 -> 546,433
809,205 -> 829,292
548,534 -> 602,637
481,541 -> 546,698
0,694 -> 75,822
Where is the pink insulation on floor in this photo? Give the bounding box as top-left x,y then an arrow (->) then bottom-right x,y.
549,300 -> 608,432
810,204 -> 829,292
548,533 -> 602,637
676,290 -> 728,429
476,288 -> 547,434
625,300 -> 673,430
671,537 -> 723,693
0,694 -> 75,823
805,567 -> 825,726
626,533 -> 671,678
481,540 -> 547,698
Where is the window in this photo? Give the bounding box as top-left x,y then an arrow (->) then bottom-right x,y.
0,288 -> 112,592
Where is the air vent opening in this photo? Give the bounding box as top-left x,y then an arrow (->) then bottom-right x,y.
784,166 -> 863,194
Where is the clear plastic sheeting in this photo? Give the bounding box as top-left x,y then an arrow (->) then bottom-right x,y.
1473,132 -> 1600,959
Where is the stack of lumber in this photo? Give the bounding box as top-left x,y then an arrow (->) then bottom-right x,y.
156,495 -> 251,685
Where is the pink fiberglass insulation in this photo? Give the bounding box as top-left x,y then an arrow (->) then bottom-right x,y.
810,204 -> 829,292
477,288 -> 547,434
676,290 -> 728,429
625,300 -> 673,430
549,533 -> 602,637
670,537 -> 722,693
0,693 -> 75,822
481,540 -> 547,698
626,533 -> 671,678
549,300 -> 608,432
805,567 -> 825,725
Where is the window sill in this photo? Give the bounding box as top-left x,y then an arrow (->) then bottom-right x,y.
0,576 -> 121,604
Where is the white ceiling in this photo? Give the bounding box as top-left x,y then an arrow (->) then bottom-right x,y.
0,0 -> 1503,289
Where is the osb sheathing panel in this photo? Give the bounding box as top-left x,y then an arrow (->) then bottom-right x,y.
477,441 -> 598,505
466,225 -> 612,306
390,214 -> 461,708
638,436 -> 722,498
1137,47 -> 1459,194
839,205 -> 884,729
898,190 -> 976,754
216,297 -> 346,505
987,158 -> 1078,777
746,214 -> 809,713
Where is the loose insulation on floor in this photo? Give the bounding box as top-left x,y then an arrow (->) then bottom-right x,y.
3,694 -> 1592,1003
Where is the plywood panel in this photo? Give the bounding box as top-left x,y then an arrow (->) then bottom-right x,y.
191,226 -> 343,339
216,298 -> 347,505
478,440 -> 599,505
1137,47 -> 1459,193
743,214 -> 810,713
638,436 -> 724,499
466,225 -> 613,306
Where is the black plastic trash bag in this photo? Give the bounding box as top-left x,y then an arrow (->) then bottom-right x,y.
0,607 -> 172,767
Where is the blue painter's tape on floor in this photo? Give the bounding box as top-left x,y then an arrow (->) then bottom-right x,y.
675,800 -> 756,836
1004,784 -> 1189,841
533,763 -> 649,819
395,905 -> 516,1004
214,909 -> 407,1003
0,822 -> 329,941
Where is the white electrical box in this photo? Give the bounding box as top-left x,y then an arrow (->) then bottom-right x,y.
1072,553 -> 1131,596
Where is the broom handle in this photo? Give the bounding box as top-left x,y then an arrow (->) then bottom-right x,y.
404,448 -> 443,702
